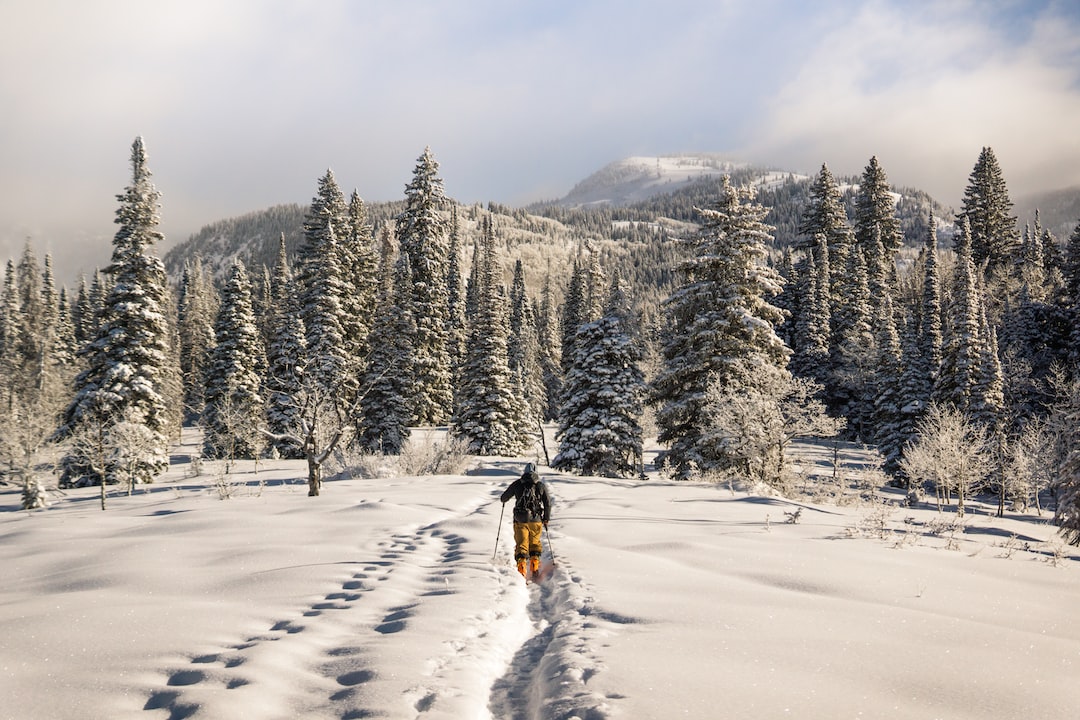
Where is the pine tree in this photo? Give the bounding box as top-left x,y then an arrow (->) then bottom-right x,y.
651,176 -> 790,474
959,147 -> 1017,270
789,236 -> 831,385
508,259 -> 545,429
935,219 -> 984,414
176,256 -> 217,421
397,147 -> 453,425
72,274 -> 93,347
872,292 -> 905,473
560,257 -> 585,377
340,191 -> 378,386
799,163 -> 853,306
446,206 -> 468,386
58,137 -> 172,486
554,271 -> 646,476
832,246 -> 876,438
853,156 -> 903,306
358,227 -> 415,454
202,261 -> 267,461
296,170 -> 352,420
536,275 -> 563,421
451,216 -> 529,456
918,216 -> 944,395
264,238 -> 307,459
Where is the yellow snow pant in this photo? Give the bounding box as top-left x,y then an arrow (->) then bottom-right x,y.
513,522 -> 543,561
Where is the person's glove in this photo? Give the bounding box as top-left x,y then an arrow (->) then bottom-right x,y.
543,522 -> 548,530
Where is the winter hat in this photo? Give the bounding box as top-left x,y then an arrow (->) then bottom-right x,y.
525,462 -> 536,474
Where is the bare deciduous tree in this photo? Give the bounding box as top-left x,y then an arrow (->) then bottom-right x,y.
900,402 -> 992,517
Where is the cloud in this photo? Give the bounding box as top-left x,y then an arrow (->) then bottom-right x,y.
2,1 -> 1079,282
744,0 -> 1080,204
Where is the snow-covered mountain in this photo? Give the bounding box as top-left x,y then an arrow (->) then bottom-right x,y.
556,154 -> 751,207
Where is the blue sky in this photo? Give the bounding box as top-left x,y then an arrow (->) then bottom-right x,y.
2,0 -> 1079,280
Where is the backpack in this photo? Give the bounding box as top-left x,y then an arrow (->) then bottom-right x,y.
516,478 -> 544,520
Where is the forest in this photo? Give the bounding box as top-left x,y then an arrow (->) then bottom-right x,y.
3,138 -> 1080,546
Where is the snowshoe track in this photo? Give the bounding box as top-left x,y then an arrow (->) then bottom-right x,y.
488,530 -> 626,720
143,492 -> 526,719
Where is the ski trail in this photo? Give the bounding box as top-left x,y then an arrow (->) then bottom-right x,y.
142,489 -> 530,719
488,525 -> 628,720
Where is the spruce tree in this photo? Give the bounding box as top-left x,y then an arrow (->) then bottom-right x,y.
651,176 -> 789,474
340,191 -> 377,386
872,292 -> 905,473
296,170 -> 352,420
508,260 -> 545,429
854,156 -> 902,293
358,227 -> 415,454
58,137 -> 172,486
177,256 -> 217,421
397,147 -> 453,425
554,271 -> 646,477
789,237 -> 831,385
536,275 -> 563,421
560,257 -> 585,377
446,206 -> 468,387
202,261 -> 267,461
451,217 -> 529,456
264,238 -> 307,459
934,219 -> 983,413
959,147 -> 1017,270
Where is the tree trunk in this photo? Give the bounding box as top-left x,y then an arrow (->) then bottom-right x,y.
307,455 -> 321,496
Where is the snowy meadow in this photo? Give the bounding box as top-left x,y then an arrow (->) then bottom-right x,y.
2,431 -> 1079,720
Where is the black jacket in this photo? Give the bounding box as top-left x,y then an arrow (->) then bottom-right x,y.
500,472 -> 551,524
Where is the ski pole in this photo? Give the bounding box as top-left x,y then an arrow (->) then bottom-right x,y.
493,501 -> 506,561
544,523 -> 557,565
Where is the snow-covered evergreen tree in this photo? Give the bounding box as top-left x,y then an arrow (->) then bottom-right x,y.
872,292 -> 906,474
799,163 -> 853,314
508,259 -> 545,432
536,275 -> 563,421
789,237 -> 830,385
264,237 -> 307,459
451,216 -> 529,456
0,247 -> 72,486
935,219 -> 984,415
340,191 -> 377,386
57,137 -> 172,486
397,147 -> 453,425
959,147 -> 1017,270
560,257 -> 585,377
831,246 -> 876,437
202,261 -> 266,461
358,227 -> 415,454
554,271 -> 646,477
1047,373 -> 1080,544
177,256 -> 217,421
854,156 -> 902,293
446,206 -> 468,387
296,170 -> 353,422
651,175 -> 790,474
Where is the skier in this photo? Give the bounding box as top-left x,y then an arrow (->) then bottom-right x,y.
500,462 -> 551,579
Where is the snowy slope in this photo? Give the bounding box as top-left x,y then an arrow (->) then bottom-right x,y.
559,155 -> 749,207
2,432 -> 1079,720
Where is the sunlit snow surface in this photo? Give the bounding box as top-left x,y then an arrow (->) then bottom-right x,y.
2,432 -> 1078,719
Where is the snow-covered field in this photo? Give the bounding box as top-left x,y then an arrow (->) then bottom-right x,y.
2,433 -> 1079,720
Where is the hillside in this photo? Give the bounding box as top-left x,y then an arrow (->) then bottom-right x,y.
1015,185 -> 1080,241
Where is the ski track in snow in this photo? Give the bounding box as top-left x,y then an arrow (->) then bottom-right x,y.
140,482 -> 627,720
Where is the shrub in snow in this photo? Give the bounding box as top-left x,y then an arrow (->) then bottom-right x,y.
21,476 -> 48,510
